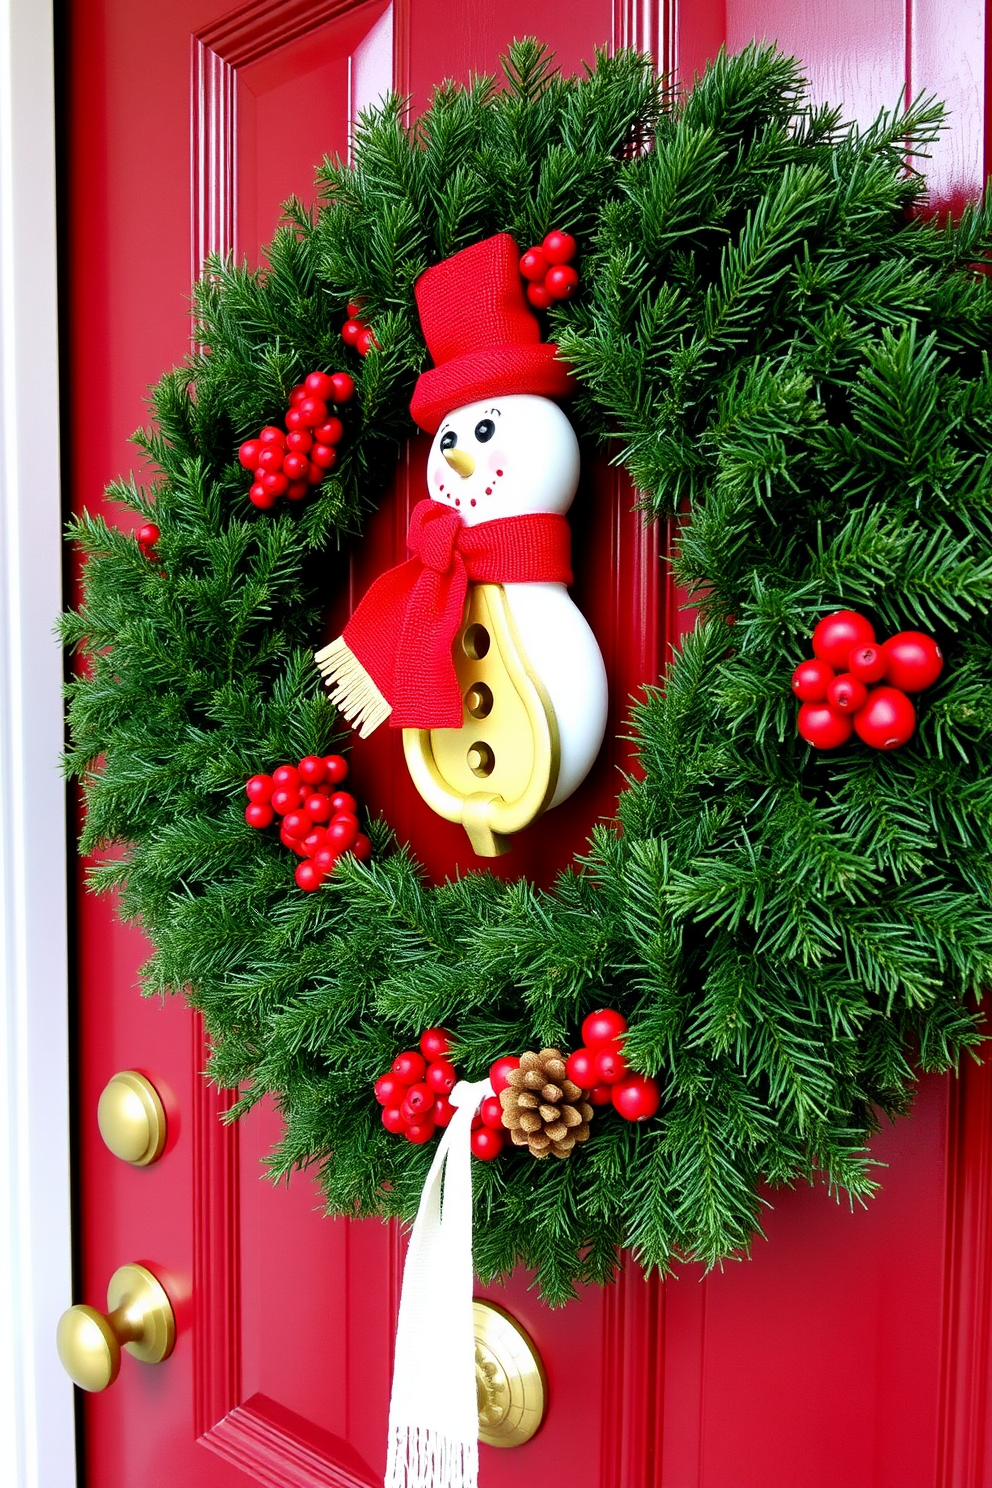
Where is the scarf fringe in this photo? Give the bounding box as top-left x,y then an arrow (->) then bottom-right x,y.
314,636 -> 392,737
384,1424 -> 478,1488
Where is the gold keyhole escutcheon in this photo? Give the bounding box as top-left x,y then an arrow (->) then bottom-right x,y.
97,1070 -> 167,1165
474,1299 -> 547,1447
56,1263 -> 176,1392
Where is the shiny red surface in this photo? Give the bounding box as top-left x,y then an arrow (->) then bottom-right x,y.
66,2 -> 992,1485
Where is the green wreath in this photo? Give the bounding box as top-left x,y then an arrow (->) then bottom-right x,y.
64,41 -> 992,1303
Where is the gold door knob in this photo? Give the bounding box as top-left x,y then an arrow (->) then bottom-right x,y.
474,1300 -> 547,1446
56,1263 -> 176,1391
97,1071 -> 167,1165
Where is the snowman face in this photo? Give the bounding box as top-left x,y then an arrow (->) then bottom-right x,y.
427,394 -> 580,527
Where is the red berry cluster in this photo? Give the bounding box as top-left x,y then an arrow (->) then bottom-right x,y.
792,610 -> 944,752
519,230 -> 579,311
136,522 -> 160,563
562,1009 -> 661,1122
375,1028 -> 462,1146
340,301 -> 377,357
244,753 -> 371,892
237,370 -> 355,510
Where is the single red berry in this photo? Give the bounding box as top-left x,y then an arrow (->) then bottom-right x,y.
471,1127 -> 504,1161
270,785 -> 303,815
299,755 -> 326,784
426,1059 -> 457,1095
433,1095 -> 456,1128
405,1118 -> 436,1145
545,264 -> 579,300
797,701 -> 854,750
341,318 -> 364,346
285,480 -> 309,501
612,1073 -> 661,1122
257,444 -> 283,473
489,1056 -> 520,1094
589,1084 -> 614,1106
328,815 -> 359,852
324,755 -> 349,784
282,810 -> 312,840
249,483 -> 277,509
542,229 -> 577,264
273,765 -> 301,788
289,384 -> 308,405
594,1042 -> 629,1085
848,643 -> 887,683
404,1082 -> 434,1116
244,802 -> 274,829
313,846 -> 339,874
581,1009 -> 629,1050
356,328 -> 377,356
791,658 -> 834,702
853,686 -> 917,750
305,370 -> 336,401
315,419 -> 344,446
282,452 -> 309,482
352,833 -> 372,862
881,632 -> 944,692
329,372 -> 355,403
294,860 -> 325,892
526,281 -> 553,311
261,471 -> 289,497
304,461 -> 324,485
285,408 -> 303,430
305,793 -> 333,823
382,1105 -> 406,1135
826,674 -> 867,713
565,1048 -> 596,1088
311,444 -> 338,470
330,791 -> 358,815
420,1027 -> 452,1061
519,247 -> 549,281
302,829 -> 328,857
259,426 -> 286,446
479,1096 -> 504,1131
245,773 -> 274,804
137,522 -> 160,547
811,611 -> 875,670
375,1073 -> 405,1106
392,1050 -> 426,1085
286,429 -> 313,454
298,397 -> 328,429
238,439 -> 261,469
347,300 -> 362,318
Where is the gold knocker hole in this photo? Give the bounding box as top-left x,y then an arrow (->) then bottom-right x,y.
465,682 -> 494,719
467,742 -> 495,778
463,624 -> 490,660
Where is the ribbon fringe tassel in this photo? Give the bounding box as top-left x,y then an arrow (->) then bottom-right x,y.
385,1424 -> 478,1488
315,636 -> 392,737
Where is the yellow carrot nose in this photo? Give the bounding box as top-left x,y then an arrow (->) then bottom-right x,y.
443,447 -> 475,478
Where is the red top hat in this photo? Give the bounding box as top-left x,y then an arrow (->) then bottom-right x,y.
409,233 -> 577,434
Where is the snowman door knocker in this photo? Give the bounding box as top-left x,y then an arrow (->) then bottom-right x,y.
315,234 -> 608,856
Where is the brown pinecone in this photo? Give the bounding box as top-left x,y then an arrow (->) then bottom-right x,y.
499,1048 -> 594,1159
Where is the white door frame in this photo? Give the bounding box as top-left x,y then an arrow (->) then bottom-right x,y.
0,0 -> 76,1483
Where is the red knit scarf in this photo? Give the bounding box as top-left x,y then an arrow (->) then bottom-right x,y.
343,498 -> 573,729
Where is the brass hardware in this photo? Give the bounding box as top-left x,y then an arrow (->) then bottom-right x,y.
97,1070 -> 167,1165
403,584 -> 560,856
56,1263 -> 176,1392
474,1299 -> 547,1447
465,682 -> 493,719
443,446 -> 476,478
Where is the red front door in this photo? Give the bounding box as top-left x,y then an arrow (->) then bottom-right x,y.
65,3 -> 992,1486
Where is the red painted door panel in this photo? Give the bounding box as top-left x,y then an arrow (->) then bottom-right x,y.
65,3 -> 992,1486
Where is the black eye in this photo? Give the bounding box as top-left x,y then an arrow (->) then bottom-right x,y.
440,430 -> 457,452
474,419 -> 495,443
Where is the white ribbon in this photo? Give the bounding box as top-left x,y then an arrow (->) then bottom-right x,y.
385,1076 -> 493,1488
